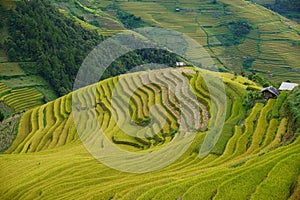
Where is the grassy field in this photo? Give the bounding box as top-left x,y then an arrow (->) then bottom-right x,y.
1,67 -> 299,199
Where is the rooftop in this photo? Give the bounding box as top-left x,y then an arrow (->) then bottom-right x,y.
261,86 -> 279,96
278,82 -> 299,91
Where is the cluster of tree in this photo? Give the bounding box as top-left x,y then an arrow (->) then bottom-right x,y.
4,0 -> 180,96
102,4 -> 150,29
243,90 -> 263,109
258,0 -> 300,21
242,58 -> 255,70
227,20 -> 252,44
247,73 -> 271,87
102,49 -> 179,80
273,0 -> 300,12
286,86 -> 300,133
217,20 -> 252,46
4,0 -> 103,95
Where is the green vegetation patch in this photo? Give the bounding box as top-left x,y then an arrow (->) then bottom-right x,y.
5,0 -> 104,95
102,4 -> 150,29
0,62 -> 25,77
285,86 -> 300,132
1,75 -> 49,89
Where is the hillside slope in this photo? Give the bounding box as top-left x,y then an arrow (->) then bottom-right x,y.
62,0 -> 300,83
1,68 -> 299,199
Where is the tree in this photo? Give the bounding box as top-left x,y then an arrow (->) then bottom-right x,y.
243,90 -> 262,109
7,48 -> 17,61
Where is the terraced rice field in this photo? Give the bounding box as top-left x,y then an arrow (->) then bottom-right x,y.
53,0 -> 125,35
0,62 -> 57,113
49,0 -> 300,82
0,82 -> 44,113
1,67 -> 299,199
111,0 -> 300,83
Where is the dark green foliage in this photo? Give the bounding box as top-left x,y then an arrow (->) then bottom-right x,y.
242,58 -> 255,70
5,0 -> 178,96
285,86 -> 300,132
90,20 -> 100,27
247,73 -> 271,87
258,0 -> 300,22
271,91 -> 288,118
103,4 -> 149,29
218,20 -> 252,45
273,0 -> 300,22
103,49 -> 179,80
243,90 -> 263,109
0,111 -> 4,122
228,20 -> 252,43
274,0 -> 300,12
211,0 -> 218,4
5,0 -> 103,95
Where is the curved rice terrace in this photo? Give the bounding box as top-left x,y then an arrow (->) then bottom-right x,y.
1,67 -> 299,199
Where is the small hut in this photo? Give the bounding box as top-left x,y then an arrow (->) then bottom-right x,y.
260,86 -> 279,100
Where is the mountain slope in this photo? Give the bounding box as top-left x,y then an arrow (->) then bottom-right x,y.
1,68 -> 299,199
60,0 -> 300,83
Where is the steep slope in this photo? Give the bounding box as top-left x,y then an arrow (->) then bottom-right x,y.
1,68 -> 299,199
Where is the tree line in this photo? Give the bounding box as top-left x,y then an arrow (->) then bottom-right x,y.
4,0 -> 180,96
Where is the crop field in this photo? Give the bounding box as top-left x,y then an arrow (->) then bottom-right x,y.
0,62 -> 57,114
105,0 -> 300,83
52,0 -> 125,35
0,87 -> 43,112
48,0 -> 300,82
0,0 -> 299,198
0,75 -> 51,114
1,67 -> 299,199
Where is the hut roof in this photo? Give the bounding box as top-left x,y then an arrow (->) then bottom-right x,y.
260,86 -> 279,96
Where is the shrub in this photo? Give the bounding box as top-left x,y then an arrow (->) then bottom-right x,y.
0,111 -> 4,122
243,58 -> 255,70
285,86 -> 300,131
243,90 -> 263,109
247,73 -> 271,87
